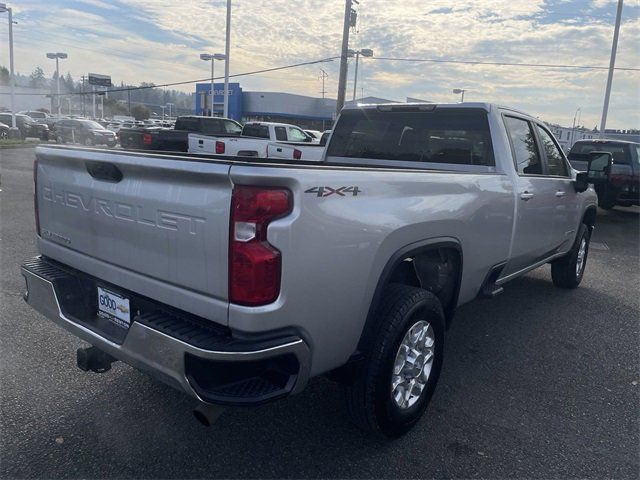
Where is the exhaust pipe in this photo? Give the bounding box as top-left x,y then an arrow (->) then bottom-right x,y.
193,403 -> 225,427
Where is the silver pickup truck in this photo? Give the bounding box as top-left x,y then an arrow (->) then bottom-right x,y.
21,103 -> 612,437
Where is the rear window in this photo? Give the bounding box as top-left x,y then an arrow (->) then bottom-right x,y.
175,117 -> 200,132
326,108 -> 494,167
569,142 -> 631,165
242,124 -> 270,139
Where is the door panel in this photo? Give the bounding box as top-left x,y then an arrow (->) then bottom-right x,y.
502,116 -> 557,276
535,124 -> 579,252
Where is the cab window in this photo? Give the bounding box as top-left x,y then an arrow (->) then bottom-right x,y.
504,116 -> 542,175
535,125 -> 569,176
287,127 -> 308,142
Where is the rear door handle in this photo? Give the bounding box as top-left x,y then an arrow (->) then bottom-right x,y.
520,191 -> 534,201
555,191 -> 566,198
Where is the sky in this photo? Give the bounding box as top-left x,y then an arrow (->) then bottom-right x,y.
2,0 -> 639,129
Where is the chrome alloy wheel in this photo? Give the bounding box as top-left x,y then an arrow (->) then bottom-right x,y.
391,320 -> 435,410
576,237 -> 587,277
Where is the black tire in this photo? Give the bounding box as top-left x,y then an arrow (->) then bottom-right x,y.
596,188 -> 616,210
0,129 -> 7,140
84,136 -> 94,147
343,284 -> 445,437
551,224 -> 591,289
56,134 -> 65,144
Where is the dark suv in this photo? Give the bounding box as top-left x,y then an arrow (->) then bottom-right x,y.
0,113 -> 49,140
568,139 -> 639,209
55,119 -> 117,147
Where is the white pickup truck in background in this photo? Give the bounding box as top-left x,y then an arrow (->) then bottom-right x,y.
188,121 -> 325,161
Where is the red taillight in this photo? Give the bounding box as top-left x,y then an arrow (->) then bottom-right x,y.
293,148 -> 302,160
215,141 -> 225,154
143,133 -> 152,145
33,159 -> 40,236
229,186 -> 292,306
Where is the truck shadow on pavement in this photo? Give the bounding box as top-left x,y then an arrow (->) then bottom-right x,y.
12,265 -> 637,479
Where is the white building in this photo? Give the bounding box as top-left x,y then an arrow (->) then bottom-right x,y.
546,123 -> 597,153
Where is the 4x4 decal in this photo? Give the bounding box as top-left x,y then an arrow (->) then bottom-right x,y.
304,186 -> 361,197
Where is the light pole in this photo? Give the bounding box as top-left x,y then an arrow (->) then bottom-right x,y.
200,53 -> 226,117
599,0 -> 624,138
452,88 -> 466,102
348,48 -> 373,101
46,52 -> 68,115
166,102 -> 174,118
570,107 -> 581,147
160,105 -> 166,121
0,3 -> 16,130
223,0 -> 231,118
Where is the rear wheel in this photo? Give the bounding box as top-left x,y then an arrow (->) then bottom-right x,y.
0,129 -> 7,140
84,136 -> 94,146
343,284 -> 445,437
56,134 -> 65,144
551,224 -> 590,289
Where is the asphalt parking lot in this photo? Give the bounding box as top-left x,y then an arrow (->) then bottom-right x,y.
1,146 -> 638,479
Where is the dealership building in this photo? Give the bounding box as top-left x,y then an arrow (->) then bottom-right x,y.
194,82 -> 407,130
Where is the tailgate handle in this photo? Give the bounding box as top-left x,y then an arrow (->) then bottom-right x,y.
85,161 -> 123,183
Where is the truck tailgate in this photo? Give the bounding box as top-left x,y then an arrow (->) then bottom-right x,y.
35,146 -> 233,308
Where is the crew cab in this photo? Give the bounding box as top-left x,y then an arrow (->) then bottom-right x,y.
119,115 -> 242,151
568,138 -> 639,209
21,103 -> 610,437
188,121 -> 324,160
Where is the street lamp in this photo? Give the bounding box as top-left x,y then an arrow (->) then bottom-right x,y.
200,53 -> 226,117
46,52 -> 68,115
452,88 -> 466,102
570,107 -> 581,147
0,3 -> 17,130
348,48 -> 374,101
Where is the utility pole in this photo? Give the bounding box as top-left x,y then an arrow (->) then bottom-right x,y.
320,69 -> 329,131
1,3 -> 17,129
92,86 -> 96,118
320,69 -> 328,99
128,88 -> 131,116
223,0 -> 231,118
336,0 -> 353,115
599,0 -> 624,138
81,75 -> 86,117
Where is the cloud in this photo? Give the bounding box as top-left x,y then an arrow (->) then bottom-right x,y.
4,0 -> 639,128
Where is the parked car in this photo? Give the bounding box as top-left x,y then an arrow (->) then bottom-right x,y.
189,121 -> 324,160
19,110 -> 56,129
0,121 -> 9,139
0,113 -> 49,140
23,102 -> 609,437
119,115 -> 242,151
568,139 -> 639,209
54,119 -> 117,147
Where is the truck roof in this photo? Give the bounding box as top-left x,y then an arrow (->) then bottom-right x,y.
342,102 -> 537,118
573,138 -> 640,146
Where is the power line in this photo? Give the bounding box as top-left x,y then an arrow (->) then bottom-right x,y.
1,57 -> 339,96
372,56 -> 640,71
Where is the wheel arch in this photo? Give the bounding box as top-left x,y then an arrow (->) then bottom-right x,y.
357,239 -> 463,355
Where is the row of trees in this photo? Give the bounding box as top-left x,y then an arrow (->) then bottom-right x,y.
0,65 -> 193,118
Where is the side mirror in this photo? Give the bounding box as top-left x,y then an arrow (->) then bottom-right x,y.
587,151 -> 613,184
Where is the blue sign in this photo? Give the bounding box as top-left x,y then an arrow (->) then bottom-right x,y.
194,82 -> 242,121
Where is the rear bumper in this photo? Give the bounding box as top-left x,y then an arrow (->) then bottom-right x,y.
21,256 -> 311,406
